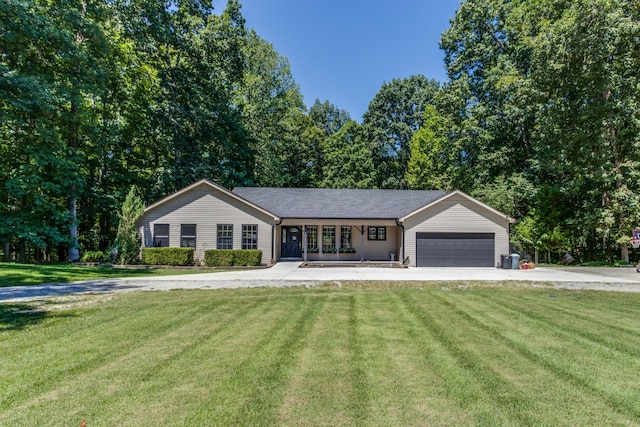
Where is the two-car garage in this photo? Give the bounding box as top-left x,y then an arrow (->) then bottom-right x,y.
403,191 -> 511,268
415,232 -> 495,267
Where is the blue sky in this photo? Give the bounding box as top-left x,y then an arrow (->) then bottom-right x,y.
214,1 -> 462,121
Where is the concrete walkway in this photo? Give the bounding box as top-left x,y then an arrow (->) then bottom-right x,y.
3,263 -> 640,302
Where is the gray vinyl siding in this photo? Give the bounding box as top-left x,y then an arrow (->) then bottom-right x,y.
403,194 -> 509,267
137,182 -> 274,264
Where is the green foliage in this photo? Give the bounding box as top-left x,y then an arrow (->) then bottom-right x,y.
141,248 -> 195,266
204,249 -> 234,267
364,75 -> 440,188
204,249 -> 262,267
471,173 -> 535,219
114,186 -> 145,265
80,251 -> 105,263
321,121 -> 376,189
233,30 -> 320,187
438,0 -> 640,261
406,105 -> 455,190
309,99 -> 351,138
233,249 -> 262,266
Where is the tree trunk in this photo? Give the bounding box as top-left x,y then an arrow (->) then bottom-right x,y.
68,196 -> 80,262
18,240 -> 25,264
621,244 -> 629,263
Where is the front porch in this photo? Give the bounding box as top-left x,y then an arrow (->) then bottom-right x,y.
275,220 -> 403,263
300,260 -> 407,268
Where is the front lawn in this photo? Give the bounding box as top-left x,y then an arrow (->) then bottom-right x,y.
0,263 -> 213,287
1,284 -> 639,425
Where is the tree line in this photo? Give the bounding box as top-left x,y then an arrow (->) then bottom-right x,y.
1,0 -> 639,263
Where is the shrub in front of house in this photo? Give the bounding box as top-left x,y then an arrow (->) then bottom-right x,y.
232,249 -> 262,266
204,249 -> 262,267
80,251 -> 105,263
142,248 -> 194,266
204,249 -> 235,267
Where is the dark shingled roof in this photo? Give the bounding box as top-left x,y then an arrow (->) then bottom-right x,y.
232,187 -> 447,219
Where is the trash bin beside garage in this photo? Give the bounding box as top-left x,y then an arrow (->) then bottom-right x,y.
511,254 -> 520,269
501,254 -> 511,269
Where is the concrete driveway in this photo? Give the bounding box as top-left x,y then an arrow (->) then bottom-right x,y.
2,263 -> 640,302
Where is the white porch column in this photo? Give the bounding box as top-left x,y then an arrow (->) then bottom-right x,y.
360,225 -> 365,262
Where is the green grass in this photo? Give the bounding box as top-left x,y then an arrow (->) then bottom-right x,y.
0,263 -> 215,287
1,283 -> 640,426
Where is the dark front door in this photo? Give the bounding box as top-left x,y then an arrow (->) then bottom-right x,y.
281,226 -> 302,258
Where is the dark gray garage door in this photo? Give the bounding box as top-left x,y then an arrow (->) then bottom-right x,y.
416,232 -> 495,267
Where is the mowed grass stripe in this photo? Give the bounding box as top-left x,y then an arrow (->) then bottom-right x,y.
357,290 -> 473,425
534,289 -> 640,316
396,290 -> 528,425
347,293 -> 371,425
0,291 -> 272,425
0,292 -> 222,411
501,291 -> 640,339
279,290 -> 470,426
497,291 -> 640,358
177,294 -> 326,426
108,291 -> 302,426
422,290 -> 583,425
278,294 -> 354,426
440,290 -> 640,423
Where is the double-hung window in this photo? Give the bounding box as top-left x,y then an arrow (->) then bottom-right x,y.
368,226 -> 386,241
181,224 -> 196,248
306,226 -> 318,250
322,226 -> 336,252
153,224 -> 169,247
217,224 -> 233,249
242,224 -> 258,249
341,226 -> 352,248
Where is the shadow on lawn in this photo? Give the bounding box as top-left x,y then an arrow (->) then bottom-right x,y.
0,303 -> 76,331
0,263 -> 163,287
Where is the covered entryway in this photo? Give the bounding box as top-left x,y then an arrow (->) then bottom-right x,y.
281,226 -> 302,258
416,232 -> 495,267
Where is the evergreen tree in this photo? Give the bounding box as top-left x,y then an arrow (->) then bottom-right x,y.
114,186 -> 145,264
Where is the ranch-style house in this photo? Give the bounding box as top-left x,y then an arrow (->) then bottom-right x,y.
137,179 -> 514,267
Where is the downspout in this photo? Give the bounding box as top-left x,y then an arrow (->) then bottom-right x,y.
396,220 -> 405,264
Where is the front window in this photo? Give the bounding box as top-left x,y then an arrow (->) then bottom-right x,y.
368,226 -> 386,241
217,224 -> 233,249
242,224 -> 258,249
181,224 -> 196,248
341,226 -> 352,248
322,226 -> 336,252
307,226 -> 318,251
153,224 -> 169,247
